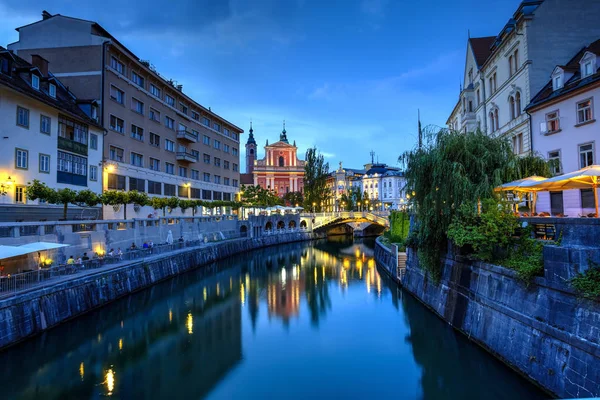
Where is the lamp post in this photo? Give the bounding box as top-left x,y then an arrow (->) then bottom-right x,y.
312,202 -> 316,213
357,201 -> 361,212
0,176 -> 14,202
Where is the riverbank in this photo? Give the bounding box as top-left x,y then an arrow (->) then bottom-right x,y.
374,237 -> 600,399
0,231 -> 321,350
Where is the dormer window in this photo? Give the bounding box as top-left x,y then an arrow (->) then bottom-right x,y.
49,83 -> 56,98
580,52 -> 597,79
0,58 -> 8,74
553,75 -> 562,90
31,74 -> 40,90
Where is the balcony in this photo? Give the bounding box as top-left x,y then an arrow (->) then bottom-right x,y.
176,150 -> 198,163
58,136 -> 88,156
176,129 -> 198,143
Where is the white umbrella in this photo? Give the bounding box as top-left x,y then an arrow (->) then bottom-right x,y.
495,176 -> 548,214
19,242 -> 70,251
521,165 -> 600,216
0,245 -> 32,260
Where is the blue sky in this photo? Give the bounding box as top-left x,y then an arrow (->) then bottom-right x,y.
0,0 -> 521,171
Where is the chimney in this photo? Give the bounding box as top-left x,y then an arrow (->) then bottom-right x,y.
176,84 -> 183,92
31,54 -> 49,77
42,10 -> 52,20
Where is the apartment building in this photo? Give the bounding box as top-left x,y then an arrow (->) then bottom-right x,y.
447,0 -> 600,155
8,11 -> 243,218
527,39 -> 600,216
0,47 -> 104,221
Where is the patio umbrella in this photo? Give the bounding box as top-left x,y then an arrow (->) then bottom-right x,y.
495,176 -> 547,213
19,242 -> 69,251
521,165 -> 600,216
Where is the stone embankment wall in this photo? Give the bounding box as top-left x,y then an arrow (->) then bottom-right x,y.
398,245 -> 600,399
0,231 -> 318,350
374,237 -> 399,282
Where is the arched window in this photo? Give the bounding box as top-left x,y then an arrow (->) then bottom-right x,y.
489,111 -> 495,132
509,96 -> 515,120
279,156 -> 284,167
494,109 -> 499,131
249,148 -> 254,155
515,92 -> 521,116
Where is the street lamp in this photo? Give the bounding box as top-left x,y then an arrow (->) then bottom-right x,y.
0,176 -> 14,196
312,202 -> 316,213
357,201 -> 361,212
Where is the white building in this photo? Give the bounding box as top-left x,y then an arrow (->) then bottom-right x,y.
362,164 -> 406,211
0,47 -> 104,221
527,38 -> 600,216
448,0 -> 600,156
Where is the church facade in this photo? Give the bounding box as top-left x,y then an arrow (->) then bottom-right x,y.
243,123 -> 305,197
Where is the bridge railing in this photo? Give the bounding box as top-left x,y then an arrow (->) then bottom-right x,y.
309,212 -> 389,229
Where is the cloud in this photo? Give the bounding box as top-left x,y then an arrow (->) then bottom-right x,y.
360,0 -> 389,17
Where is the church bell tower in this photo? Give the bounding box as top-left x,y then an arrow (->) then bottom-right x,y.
245,122 -> 257,174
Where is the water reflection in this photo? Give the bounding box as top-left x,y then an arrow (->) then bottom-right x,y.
0,237 -> 545,400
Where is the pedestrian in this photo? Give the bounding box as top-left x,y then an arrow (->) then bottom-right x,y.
148,240 -> 154,248
143,242 -> 149,249
130,242 -> 137,250
178,236 -> 184,243
67,256 -> 75,265
75,257 -> 83,266
117,248 -> 123,260
82,252 -> 90,261
108,249 -> 114,257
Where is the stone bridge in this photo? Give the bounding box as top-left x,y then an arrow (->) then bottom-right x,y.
304,212 -> 389,237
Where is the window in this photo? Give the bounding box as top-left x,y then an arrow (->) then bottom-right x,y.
202,117 -> 210,127
49,83 -> 56,98
509,96 -> 515,120
150,84 -> 161,98
577,99 -> 593,124
39,153 -> 50,173
224,128 -> 230,137
165,162 -> 175,175
164,184 -> 176,196
107,173 -> 126,190
110,85 -> 124,104
583,61 -> 593,78
110,56 -> 124,74
149,108 -> 160,122
129,177 -> 145,192
178,186 -> 188,197
279,156 -> 285,167
110,115 -> 125,133
233,179 -> 239,187
202,189 -> 212,200
165,94 -> 175,107
489,111 -> 495,133
546,111 -> 560,133
468,100 -> 473,112
554,75 -> 562,91
489,77 -> 493,94
150,132 -> 160,147
149,157 -> 160,171
213,140 -> 221,150
40,115 -> 51,134
223,144 -> 230,153
180,103 -> 188,115
15,148 -> 28,169
17,106 -> 29,128
178,123 -> 187,132
191,169 -> 200,180
468,69 -> 473,84
178,166 -> 188,177
57,151 -> 87,177
494,108 -> 499,131
579,143 -> 594,168
190,188 -> 201,199
203,154 -> 210,164
131,71 -> 145,88
130,152 -> 143,167
32,74 -> 40,90
59,115 -> 88,144
89,165 -> 98,181
213,122 -> 221,132
89,133 -> 98,150
192,111 -> 199,121
203,172 -> 211,182
548,150 -> 561,175
165,139 -> 175,152
232,133 -> 238,140
513,49 -> 519,73
232,148 -> 238,156
224,177 -> 230,186
581,189 -> 595,209
512,134 -> 523,154
15,186 -> 26,204
214,175 -> 221,184
515,92 -> 521,117
165,116 -> 175,129
109,146 -> 124,162
0,58 -> 8,74
214,157 -> 221,167
477,89 -> 480,105
131,125 -> 144,141
132,98 -> 144,115
224,160 -> 230,169
203,135 -> 210,145
148,180 -> 162,195
233,163 -> 238,172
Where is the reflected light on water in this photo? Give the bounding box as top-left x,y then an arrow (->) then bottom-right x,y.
203,287 -> 207,301
105,368 -> 115,396
240,283 -> 245,306
186,312 -> 193,335
169,309 -> 173,323
118,338 -> 123,351
79,362 -> 84,380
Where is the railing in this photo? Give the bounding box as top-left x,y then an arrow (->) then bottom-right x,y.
309,211 -> 390,229
0,231 -> 249,299
57,136 -> 88,156
176,151 -> 199,163
176,130 -> 199,143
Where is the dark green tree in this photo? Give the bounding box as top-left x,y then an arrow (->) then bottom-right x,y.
303,147 -> 330,212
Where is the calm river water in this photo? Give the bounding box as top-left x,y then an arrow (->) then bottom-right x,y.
0,237 -> 546,399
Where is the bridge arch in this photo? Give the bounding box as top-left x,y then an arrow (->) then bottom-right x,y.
289,220 -> 296,229
265,221 -> 273,231
300,220 -> 307,229
277,220 -> 285,230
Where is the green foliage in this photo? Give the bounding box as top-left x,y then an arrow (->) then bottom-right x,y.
340,187 -> 363,211
74,189 -> 100,208
178,199 -> 194,212
128,191 -> 149,207
283,191 -> 304,206
400,128 -> 551,279
388,210 -> 410,243
166,197 -> 180,210
571,262 -> 600,299
240,184 -> 283,207
26,180 -> 53,201
303,147 -> 330,212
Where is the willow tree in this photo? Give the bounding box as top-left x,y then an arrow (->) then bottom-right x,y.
400,128 -> 550,280
303,147 -> 330,212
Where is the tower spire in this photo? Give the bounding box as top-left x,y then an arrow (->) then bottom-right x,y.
246,120 -> 256,145
280,119 -> 288,143
370,150 -> 375,164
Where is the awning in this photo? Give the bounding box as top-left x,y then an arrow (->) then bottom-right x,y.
19,242 -> 70,252
0,245 -> 33,260
495,176 -> 547,192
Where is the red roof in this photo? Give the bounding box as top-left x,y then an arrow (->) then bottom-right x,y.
469,36 -> 496,68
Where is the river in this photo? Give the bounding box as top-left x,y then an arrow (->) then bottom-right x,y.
0,237 -> 546,399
